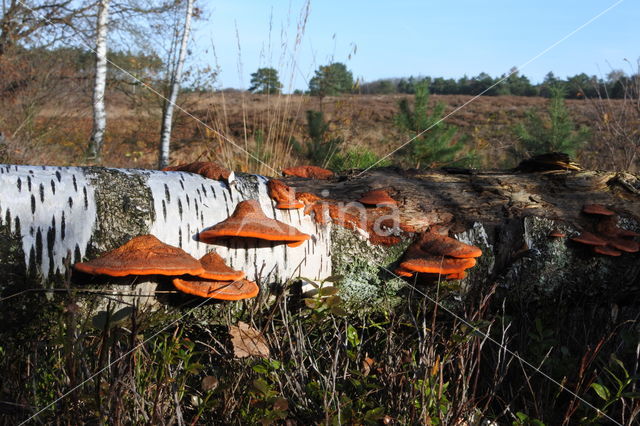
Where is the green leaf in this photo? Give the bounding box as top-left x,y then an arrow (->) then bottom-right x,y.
304,298 -> 321,309
325,295 -> 342,307
323,274 -> 344,283
252,364 -> 268,374
590,383 -> 611,401
319,286 -> 339,296
91,311 -> 109,329
363,406 -> 385,423
252,378 -> 270,396
330,306 -> 348,317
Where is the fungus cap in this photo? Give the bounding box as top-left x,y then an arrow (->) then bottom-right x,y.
445,271 -> 467,280
282,165 -> 333,180
198,200 -> 311,247
267,179 -> 304,210
419,232 -> 482,259
197,252 -> 245,281
548,230 -> 566,238
593,246 -> 622,257
357,189 -> 398,207
74,235 -> 205,277
163,161 -> 234,182
582,204 -> 615,216
400,243 -> 477,275
394,267 -> 414,278
173,277 -> 259,300
570,231 -> 607,246
606,237 -> 639,253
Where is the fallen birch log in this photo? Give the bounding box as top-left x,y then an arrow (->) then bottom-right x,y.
1,163 -> 639,307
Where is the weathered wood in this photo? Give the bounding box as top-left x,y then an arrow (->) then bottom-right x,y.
1,164 -> 639,307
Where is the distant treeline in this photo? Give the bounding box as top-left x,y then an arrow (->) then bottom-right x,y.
358,69 -> 638,99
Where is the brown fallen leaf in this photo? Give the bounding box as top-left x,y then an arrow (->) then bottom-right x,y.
229,321 -> 270,358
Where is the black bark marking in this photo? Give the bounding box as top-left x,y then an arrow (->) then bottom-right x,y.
47,216 -> 56,274
61,211 -> 66,241
201,184 -> 207,197
14,215 -> 20,234
55,170 -> 62,182
194,201 -> 199,217
27,175 -> 31,191
30,194 -> 36,214
16,177 -> 21,192
35,227 -> 43,267
83,186 -> 88,210
164,183 -> 171,203
211,185 -> 217,199
178,229 -> 183,248
179,179 -> 184,190
68,197 -> 73,209
74,244 -> 82,263
162,200 -> 167,221
186,194 -> 190,208
39,183 -> 45,203
72,174 -> 77,192
178,199 -> 183,220
50,179 -> 56,195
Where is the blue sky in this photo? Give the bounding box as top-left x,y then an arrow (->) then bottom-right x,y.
193,0 -> 639,91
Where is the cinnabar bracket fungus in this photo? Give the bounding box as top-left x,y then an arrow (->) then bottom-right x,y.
196,252 -> 245,281
198,199 -> 311,248
172,252 -> 257,300
282,165 -> 334,180
172,278 -> 259,300
267,179 -> 304,209
397,231 -> 482,280
74,234 -> 205,277
163,161 -> 234,183
571,204 -> 640,256
357,189 -> 398,207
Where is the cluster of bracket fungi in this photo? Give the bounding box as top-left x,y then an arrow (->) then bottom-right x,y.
567,204 -> 640,256
74,161 -> 488,298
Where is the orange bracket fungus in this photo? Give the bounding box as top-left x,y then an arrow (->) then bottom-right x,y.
571,204 -> 640,256
74,234 -> 205,277
582,203 -> 615,216
397,231 -> 482,279
163,161 -> 233,182
172,277 -> 259,300
267,179 -> 304,209
196,252 -> 246,281
418,232 -> 483,259
198,199 -> 311,247
282,165 -> 334,180
357,189 -> 398,207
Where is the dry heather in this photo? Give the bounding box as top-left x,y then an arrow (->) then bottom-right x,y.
1,91 -> 628,172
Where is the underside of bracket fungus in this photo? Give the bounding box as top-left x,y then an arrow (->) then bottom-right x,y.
198,199 -> 311,247
398,231 -> 482,279
282,165 -> 334,180
163,161 -> 234,183
571,204 -> 640,256
357,189 -> 398,207
74,235 -> 205,277
172,277 -> 259,300
267,179 -> 304,209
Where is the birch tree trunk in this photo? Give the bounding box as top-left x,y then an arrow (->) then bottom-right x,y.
157,0 -> 194,169
87,0 -> 110,162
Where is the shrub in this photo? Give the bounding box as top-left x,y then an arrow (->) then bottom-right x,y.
394,82 -> 473,168
512,86 -> 589,160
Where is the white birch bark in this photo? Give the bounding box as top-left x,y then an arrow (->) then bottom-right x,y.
158,0 -> 194,169
87,0 -> 110,162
